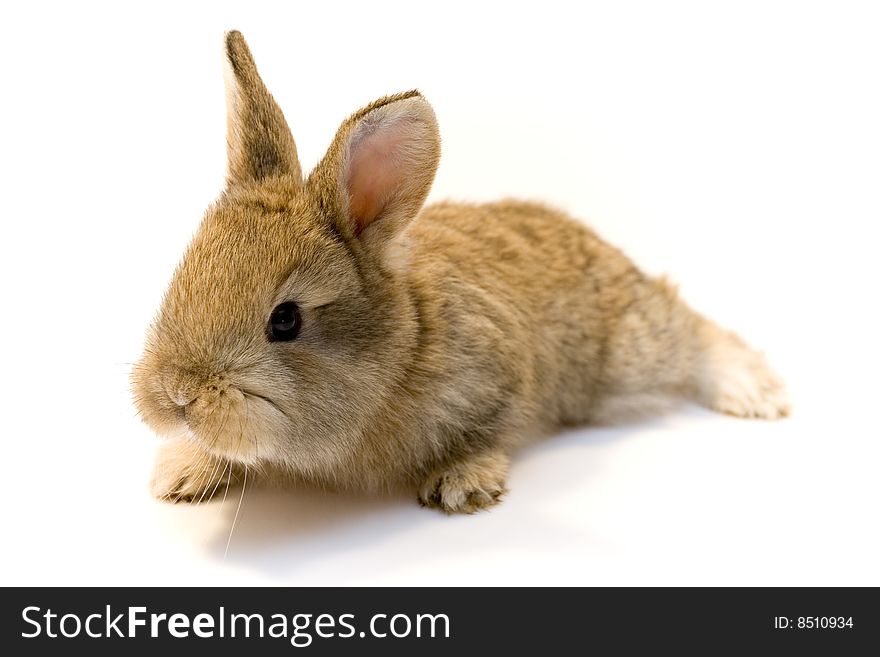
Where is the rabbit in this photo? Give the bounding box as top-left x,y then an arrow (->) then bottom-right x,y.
131,31 -> 789,514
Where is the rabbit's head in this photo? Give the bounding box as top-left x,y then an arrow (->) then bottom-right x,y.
132,31 -> 440,475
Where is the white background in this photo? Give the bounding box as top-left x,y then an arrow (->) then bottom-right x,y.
1,1 -> 878,586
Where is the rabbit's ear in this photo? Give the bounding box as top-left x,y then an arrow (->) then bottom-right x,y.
310,91 -> 440,245
223,31 -> 302,187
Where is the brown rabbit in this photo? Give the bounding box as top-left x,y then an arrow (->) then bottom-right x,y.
131,31 -> 789,514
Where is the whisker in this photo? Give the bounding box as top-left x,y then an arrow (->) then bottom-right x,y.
232,393 -> 248,466
184,400 -> 232,502
244,394 -> 258,464
221,460 -> 233,506
242,389 -> 289,421
205,458 -> 230,504
224,465 -> 248,558
207,400 -> 233,453
197,455 -> 225,505
174,446 -> 211,486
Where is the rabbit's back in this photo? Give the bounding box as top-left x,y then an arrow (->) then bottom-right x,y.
404,200 -> 663,434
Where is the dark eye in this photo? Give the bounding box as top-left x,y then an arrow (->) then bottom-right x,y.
268,301 -> 302,342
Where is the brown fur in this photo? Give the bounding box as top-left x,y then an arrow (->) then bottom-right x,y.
131,31 -> 789,513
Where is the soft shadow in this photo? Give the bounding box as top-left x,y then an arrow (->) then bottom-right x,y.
186,410 -> 691,579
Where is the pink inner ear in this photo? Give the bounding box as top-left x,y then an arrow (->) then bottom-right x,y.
346,120 -> 412,233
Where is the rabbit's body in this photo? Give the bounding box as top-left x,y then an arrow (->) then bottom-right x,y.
134,32 -> 788,513
342,199 -> 786,509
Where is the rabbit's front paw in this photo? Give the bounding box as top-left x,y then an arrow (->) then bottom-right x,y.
150,438 -> 235,503
418,452 -> 509,514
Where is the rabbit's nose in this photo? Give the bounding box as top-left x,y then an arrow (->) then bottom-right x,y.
161,371 -> 201,407
168,388 -> 197,407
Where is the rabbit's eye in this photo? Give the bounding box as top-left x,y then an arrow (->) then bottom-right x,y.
268,301 -> 302,342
